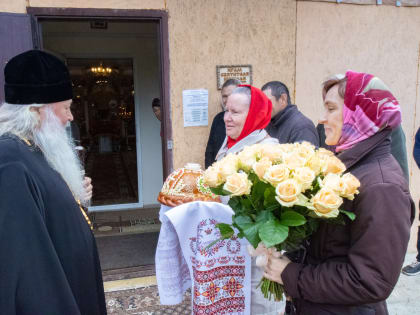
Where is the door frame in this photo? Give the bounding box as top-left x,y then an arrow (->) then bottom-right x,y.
27,7 -> 173,183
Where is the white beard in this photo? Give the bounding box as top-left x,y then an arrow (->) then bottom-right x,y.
33,107 -> 86,205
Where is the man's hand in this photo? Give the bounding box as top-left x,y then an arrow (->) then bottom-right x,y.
83,176 -> 93,201
263,254 -> 291,285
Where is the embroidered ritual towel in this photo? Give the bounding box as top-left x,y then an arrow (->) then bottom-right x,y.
155,205 -> 191,305
165,201 -> 251,315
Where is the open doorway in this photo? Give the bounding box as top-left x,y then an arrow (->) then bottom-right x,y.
68,58 -> 139,207
37,17 -> 167,273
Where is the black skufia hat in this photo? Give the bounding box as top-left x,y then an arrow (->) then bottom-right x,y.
4,50 -> 73,104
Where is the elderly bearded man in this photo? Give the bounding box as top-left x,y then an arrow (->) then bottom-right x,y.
0,50 -> 107,315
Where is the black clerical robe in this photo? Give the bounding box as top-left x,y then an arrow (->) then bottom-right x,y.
0,135 -> 107,315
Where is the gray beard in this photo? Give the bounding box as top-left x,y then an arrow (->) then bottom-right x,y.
33,109 -> 85,204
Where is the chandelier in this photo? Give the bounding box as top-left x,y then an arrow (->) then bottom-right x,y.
118,104 -> 132,120
90,65 -> 114,75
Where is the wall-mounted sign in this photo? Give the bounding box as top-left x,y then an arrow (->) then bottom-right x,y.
90,20 -> 108,29
216,65 -> 252,89
183,89 -> 208,127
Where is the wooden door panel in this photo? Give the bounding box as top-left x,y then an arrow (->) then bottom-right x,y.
0,12 -> 33,103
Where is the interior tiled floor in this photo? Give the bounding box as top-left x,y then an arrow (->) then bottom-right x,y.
86,151 -> 138,206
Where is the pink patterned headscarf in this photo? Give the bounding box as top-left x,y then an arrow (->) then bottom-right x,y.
335,71 -> 402,153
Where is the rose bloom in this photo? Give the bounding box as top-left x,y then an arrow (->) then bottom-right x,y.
311,187 -> 343,218
259,143 -> 283,163
294,142 -> 316,160
203,164 -> 223,187
283,151 -> 307,169
264,164 -> 290,186
275,178 -> 302,207
252,157 -> 272,180
278,143 -> 295,154
306,154 -> 324,175
293,166 -> 316,191
299,141 -> 316,150
340,173 -> 360,200
218,153 -> 239,180
323,155 -> 346,175
322,173 -> 345,194
317,147 -> 334,157
238,145 -> 260,171
223,172 -> 252,196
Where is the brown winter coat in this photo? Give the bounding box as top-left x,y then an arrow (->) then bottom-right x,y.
282,129 -> 415,315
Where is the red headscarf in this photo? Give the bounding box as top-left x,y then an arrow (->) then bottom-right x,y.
227,85 -> 272,148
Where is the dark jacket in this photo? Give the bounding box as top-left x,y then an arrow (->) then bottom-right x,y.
413,127 -> 420,168
282,129 -> 414,315
317,124 -> 409,181
316,123 -> 333,152
266,104 -> 319,146
205,111 -> 225,168
390,125 -> 409,180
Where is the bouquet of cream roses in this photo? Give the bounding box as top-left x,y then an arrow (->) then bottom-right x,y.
203,142 -> 360,301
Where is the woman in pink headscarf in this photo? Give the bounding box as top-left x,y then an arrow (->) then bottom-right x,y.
263,71 -> 415,315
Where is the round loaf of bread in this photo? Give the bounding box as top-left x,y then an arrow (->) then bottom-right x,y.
157,163 -> 220,207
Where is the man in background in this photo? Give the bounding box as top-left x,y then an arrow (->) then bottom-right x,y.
262,81 -> 319,146
205,78 -> 240,168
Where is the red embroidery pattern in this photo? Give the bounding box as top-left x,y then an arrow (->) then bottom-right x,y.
193,266 -> 245,314
233,256 -> 245,264
194,286 -> 201,298
227,237 -> 241,255
189,219 -> 226,257
223,277 -> 244,297
191,256 -> 245,268
194,297 -> 245,315
201,282 -> 220,303
218,256 -> 231,265
205,258 -> 217,268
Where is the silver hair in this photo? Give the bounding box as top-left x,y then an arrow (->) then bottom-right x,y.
231,86 -> 251,106
0,102 -> 86,204
0,103 -> 43,139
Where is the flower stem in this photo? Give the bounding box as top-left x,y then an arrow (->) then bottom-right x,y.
246,195 -> 256,210
257,277 -> 284,301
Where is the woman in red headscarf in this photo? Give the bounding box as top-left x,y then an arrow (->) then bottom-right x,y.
215,85 -> 284,315
216,85 -> 277,160
263,71 -> 414,315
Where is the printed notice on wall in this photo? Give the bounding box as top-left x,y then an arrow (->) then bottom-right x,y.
183,89 -> 209,127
